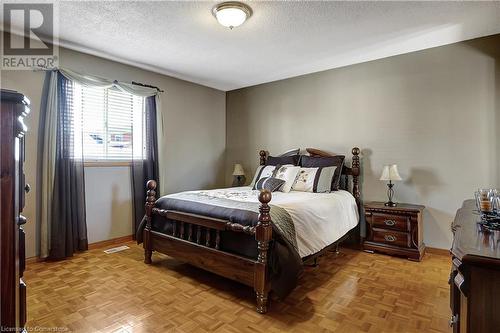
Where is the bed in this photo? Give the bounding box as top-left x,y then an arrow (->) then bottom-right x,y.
138,147 -> 361,313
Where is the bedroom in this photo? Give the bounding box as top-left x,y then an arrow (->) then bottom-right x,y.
1,1 -> 499,332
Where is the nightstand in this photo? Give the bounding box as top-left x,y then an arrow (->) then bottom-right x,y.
363,202 -> 425,261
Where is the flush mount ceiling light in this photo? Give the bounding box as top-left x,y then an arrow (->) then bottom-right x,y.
212,1 -> 252,29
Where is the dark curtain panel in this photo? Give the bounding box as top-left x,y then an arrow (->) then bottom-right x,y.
132,96 -> 159,239
49,73 -> 88,259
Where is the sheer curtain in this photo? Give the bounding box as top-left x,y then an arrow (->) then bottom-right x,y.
38,70 -> 58,259
38,68 -> 162,258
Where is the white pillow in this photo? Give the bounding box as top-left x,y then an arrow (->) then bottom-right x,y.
292,167 -> 318,192
250,165 -> 276,188
274,165 -> 301,193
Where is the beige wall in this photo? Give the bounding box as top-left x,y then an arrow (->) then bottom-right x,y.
84,166 -> 134,244
1,47 -> 226,257
226,34 -> 500,250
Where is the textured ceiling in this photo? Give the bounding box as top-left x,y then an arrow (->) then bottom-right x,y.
12,1 -> 500,90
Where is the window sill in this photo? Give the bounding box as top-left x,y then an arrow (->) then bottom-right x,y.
84,161 -> 131,168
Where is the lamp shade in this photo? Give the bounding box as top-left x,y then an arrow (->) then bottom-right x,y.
380,164 -> 402,181
232,163 -> 245,176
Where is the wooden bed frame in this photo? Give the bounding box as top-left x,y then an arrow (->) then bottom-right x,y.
143,147 -> 361,313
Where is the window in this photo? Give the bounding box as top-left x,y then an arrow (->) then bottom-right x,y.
72,83 -> 145,161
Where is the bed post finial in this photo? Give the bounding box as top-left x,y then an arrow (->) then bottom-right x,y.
147,179 -> 157,192
259,150 -> 267,166
146,180 -> 157,218
255,189 -> 272,314
351,147 -> 361,204
144,180 -> 157,264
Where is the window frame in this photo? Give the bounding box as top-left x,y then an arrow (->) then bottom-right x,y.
73,83 -> 145,166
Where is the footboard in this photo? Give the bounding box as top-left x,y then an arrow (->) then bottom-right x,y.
142,180 -> 273,313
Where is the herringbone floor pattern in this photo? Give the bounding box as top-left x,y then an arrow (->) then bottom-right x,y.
25,243 -> 451,333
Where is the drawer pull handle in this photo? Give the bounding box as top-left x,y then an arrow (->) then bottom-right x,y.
17,215 -> 27,226
384,235 -> 396,242
449,314 -> 458,327
384,220 -> 396,226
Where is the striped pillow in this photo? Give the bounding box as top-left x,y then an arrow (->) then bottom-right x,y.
292,166 -> 337,193
254,177 -> 286,192
250,165 -> 276,188
299,155 -> 345,190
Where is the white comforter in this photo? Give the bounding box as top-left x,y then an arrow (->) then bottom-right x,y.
180,187 -> 359,258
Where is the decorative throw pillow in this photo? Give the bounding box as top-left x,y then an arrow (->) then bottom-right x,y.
266,155 -> 300,166
315,166 -> 338,192
254,177 -> 286,192
292,166 -> 338,193
300,155 -> 345,190
292,167 -> 318,192
250,165 -> 276,188
273,165 -> 301,193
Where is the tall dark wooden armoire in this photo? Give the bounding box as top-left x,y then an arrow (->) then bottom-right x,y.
1,89 -> 30,332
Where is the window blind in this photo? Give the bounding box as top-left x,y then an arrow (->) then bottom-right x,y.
72,83 -> 145,161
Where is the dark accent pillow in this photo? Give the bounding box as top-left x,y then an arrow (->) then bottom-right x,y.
266,155 -> 299,166
300,155 -> 345,190
254,177 -> 286,192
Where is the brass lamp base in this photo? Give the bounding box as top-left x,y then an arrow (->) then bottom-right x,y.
384,201 -> 397,207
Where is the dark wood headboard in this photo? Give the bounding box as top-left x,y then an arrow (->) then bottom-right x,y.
258,147 -> 361,205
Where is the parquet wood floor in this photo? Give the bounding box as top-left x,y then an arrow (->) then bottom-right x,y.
25,243 -> 452,333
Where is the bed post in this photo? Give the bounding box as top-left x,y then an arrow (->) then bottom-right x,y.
144,180 -> 157,264
351,147 -> 362,246
351,147 -> 361,205
255,189 -> 272,314
259,150 -> 267,166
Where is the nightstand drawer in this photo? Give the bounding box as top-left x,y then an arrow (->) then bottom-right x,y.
371,213 -> 409,232
372,229 -> 410,248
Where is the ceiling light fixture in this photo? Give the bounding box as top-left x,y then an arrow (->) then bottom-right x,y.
212,1 -> 252,29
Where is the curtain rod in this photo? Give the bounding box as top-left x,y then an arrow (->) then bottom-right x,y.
131,81 -> 164,93
32,66 -> 164,93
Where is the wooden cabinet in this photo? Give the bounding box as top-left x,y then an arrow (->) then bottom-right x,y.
363,202 -> 425,261
1,89 -> 30,332
449,200 -> 500,333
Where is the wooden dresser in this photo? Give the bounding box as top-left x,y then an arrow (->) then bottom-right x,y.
449,200 -> 500,333
0,90 -> 30,332
363,202 -> 425,261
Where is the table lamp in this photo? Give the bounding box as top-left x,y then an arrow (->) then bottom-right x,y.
380,164 -> 402,207
232,164 -> 246,186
